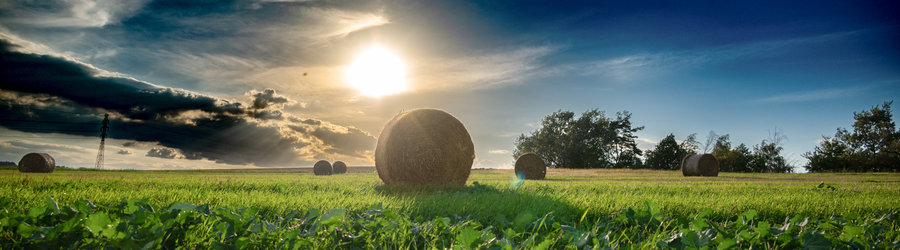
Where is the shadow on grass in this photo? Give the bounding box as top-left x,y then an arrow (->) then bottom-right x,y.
374,181 -> 582,225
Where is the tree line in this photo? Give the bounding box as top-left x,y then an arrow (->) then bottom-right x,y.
803,101 -> 899,172
513,109 -> 644,169
513,101 -> 898,172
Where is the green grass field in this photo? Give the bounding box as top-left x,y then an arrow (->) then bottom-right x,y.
1,168 -> 899,248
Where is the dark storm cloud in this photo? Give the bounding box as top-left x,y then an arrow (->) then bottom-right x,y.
146,147 -> 178,159
250,88 -> 290,109
299,119 -> 322,126
0,40 -> 244,120
0,39 -> 376,166
309,127 -> 379,156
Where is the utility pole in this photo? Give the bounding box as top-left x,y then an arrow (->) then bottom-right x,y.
95,113 -> 109,169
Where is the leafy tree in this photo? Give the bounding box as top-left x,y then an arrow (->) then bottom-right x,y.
803,134 -> 855,172
513,109 -> 644,168
514,111 -> 574,169
804,101 -> 900,172
709,131 -> 793,173
619,150 -> 644,169
644,134 -> 696,170
681,133 -> 699,155
750,139 -> 793,173
711,134 -> 733,171
730,143 -> 754,172
611,111 -> 645,168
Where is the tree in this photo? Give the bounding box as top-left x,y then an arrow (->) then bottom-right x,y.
750,139 -> 793,173
611,111 -> 645,168
710,134 -> 733,171
739,129 -> 795,173
644,134 -> 695,170
730,143 -> 754,172
702,131 -> 719,153
514,110 -> 575,169
681,133 -> 699,155
513,109 -> 644,168
804,101 -> 900,172
803,134 -> 855,172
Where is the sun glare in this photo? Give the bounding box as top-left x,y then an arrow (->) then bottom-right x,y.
345,46 -> 408,97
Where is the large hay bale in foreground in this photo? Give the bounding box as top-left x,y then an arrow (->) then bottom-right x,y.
18,153 -> 55,173
514,153 -> 546,180
681,154 -> 719,176
333,161 -> 347,174
375,108 -> 475,186
313,160 -> 332,175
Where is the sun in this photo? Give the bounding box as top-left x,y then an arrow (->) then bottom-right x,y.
344,46 -> 408,97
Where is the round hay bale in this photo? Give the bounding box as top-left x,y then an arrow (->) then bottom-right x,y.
514,153 -> 546,180
313,160 -> 332,175
333,161 -> 347,174
18,153 -> 55,173
681,154 -> 719,177
680,154 -> 691,175
375,108 -> 475,186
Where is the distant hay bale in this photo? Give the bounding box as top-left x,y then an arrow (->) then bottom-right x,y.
375,108 -> 475,186
514,153 -> 546,180
18,153 -> 55,173
333,161 -> 347,174
313,160 -> 332,175
681,154 -> 719,177
680,154 -> 691,175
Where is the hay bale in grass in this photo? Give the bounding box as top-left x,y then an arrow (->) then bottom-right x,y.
313,160 -> 332,175
18,153 -> 55,173
333,161 -> 347,174
681,154 -> 719,177
514,153 -> 546,180
375,108 -> 474,186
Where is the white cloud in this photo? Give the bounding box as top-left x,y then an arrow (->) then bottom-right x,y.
472,157 -> 512,169
488,149 -> 511,155
635,137 -> 658,152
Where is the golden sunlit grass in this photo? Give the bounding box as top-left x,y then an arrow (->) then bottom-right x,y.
344,46 -> 407,97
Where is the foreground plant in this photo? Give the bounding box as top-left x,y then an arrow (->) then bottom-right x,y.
0,197 -> 897,249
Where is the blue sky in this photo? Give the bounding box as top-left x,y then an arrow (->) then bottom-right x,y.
1,0 -> 898,171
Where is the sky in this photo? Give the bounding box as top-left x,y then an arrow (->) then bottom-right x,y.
1,0 -> 898,171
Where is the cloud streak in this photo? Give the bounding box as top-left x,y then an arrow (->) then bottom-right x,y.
421,45 -> 559,90
488,149 -> 511,155
753,86 -> 870,104
0,0 -> 149,28
578,31 -> 860,79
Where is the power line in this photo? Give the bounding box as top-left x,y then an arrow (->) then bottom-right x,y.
95,114 -> 109,169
